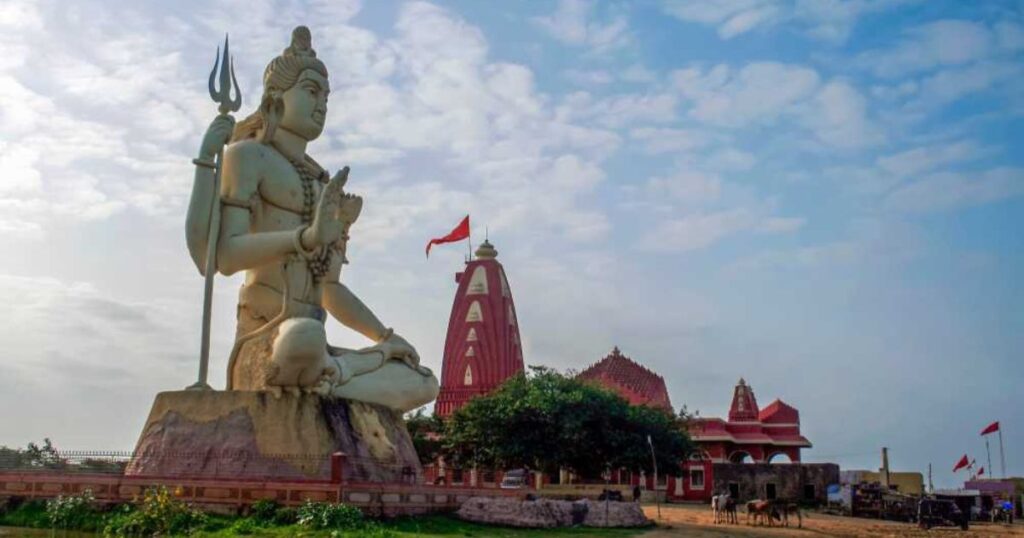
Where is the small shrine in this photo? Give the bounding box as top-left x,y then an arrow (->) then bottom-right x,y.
688,378 -> 812,463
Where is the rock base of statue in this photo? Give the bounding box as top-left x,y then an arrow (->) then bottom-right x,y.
124,390 -> 422,483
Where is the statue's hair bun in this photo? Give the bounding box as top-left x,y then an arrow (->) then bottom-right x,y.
285,26 -> 316,58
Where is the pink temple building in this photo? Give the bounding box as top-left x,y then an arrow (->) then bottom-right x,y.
434,240 -> 525,418
688,378 -> 812,464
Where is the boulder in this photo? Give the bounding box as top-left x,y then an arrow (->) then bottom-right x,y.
456,496 -> 651,528
125,390 -> 421,482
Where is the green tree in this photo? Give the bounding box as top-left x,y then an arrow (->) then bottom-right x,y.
403,407 -> 445,465
443,366 -> 692,479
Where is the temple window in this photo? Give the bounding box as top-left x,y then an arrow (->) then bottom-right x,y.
464,365 -> 473,385
466,328 -> 478,341
466,266 -> 488,295
465,346 -> 475,357
465,301 -> 482,322
689,469 -> 705,489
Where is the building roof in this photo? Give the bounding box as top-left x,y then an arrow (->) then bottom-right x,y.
759,399 -> 800,424
577,347 -> 673,410
688,378 -> 812,452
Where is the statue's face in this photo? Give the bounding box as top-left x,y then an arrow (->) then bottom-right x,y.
278,69 -> 330,141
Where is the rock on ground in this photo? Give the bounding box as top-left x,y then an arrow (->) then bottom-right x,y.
457,496 -> 651,528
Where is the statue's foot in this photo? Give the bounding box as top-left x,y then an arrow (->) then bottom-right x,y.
267,318 -> 331,391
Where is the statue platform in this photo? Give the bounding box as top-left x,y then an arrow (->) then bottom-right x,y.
125,390 -> 422,483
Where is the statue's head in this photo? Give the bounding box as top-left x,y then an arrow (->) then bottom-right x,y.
232,26 -> 330,144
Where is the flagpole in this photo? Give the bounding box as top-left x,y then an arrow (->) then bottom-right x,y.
986,437 -> 993,480
998,427 -> 1006,478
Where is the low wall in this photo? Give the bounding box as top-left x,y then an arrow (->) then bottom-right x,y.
0,470 -> 521,517
711,463 -> 839,504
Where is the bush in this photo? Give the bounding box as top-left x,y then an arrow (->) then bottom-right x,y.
296,501 -> 363,530
272,506 -> 298,526
0,499 -> 49,528
229,517 -> 258,535
46,489 -> 101,530
249,499 -> 279,524
103,486 -> 207,536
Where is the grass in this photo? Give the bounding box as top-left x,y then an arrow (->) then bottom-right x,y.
1,500 -> 648,537
192,514 -> 646,537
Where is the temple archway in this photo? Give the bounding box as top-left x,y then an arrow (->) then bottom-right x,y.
767,452 -> 792,464
728,451 -> 754,464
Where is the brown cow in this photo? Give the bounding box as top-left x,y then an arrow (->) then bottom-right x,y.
746,499 -> 773,526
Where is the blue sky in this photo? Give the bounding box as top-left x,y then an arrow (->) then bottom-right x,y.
0,0 -> 1021,488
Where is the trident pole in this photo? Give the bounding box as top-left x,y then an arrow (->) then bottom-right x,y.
188,34 -> 242,391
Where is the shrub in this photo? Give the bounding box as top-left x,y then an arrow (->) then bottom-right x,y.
103,486 -> 207,536
249,499 -> 279,524
296,500 -> 363,530
46,489 -> 101,530
229,517 -> 258,535
272,506 -> 298,525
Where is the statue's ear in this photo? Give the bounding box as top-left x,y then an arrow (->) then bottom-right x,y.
259,92 -> 285,143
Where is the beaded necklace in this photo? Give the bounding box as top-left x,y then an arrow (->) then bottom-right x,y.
273,145 -> 333,282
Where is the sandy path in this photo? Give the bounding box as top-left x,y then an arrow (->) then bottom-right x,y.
639,504 -> 1024,537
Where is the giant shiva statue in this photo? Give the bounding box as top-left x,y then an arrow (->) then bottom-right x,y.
185,26 -> 438,412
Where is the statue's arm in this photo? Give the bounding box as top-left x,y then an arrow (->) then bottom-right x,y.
321,255 -> 389,343
215,143 -> 302,276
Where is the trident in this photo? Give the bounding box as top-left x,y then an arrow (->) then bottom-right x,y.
188,35 -> 242,391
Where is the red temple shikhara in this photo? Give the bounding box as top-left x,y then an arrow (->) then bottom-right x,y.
688,378 -> 812,464
577,346 -> 672,411
434,240 -> 525,418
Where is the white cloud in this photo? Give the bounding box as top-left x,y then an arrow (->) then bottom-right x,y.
629,127 -> 711,154
557,90 -> 677,128
646,170 -> 722,205
857,19 -> 997,78
563,68 -> 614,86
673,62 -> 820,127
884,167 -> 1024,213
532,0 -> 630,52
799,79 -> 883,149
661,0 -> 908,44
877,140 -> 990,177
639,207 -> 802,252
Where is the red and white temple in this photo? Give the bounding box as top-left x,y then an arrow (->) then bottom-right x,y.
577,347 -> 673,411
434,240 -> 525,418
688,378 -> 812,464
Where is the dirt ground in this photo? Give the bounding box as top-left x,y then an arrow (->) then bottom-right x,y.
639,504 -> 1024,537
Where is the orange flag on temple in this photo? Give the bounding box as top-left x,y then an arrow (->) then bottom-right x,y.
426,215 -> 470,257
981,421 -> 1000,436
953,454 -> 969,472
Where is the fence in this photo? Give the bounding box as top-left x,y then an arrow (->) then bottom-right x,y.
0,450 -> 424,484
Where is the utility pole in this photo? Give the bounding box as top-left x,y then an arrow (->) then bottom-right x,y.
928,463 -> 933,494
647,435 -> 660,520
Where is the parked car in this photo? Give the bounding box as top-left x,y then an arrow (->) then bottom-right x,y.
500,468 -> 528,489
918,498 -> 968,530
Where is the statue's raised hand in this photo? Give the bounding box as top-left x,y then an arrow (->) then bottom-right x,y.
301,167 -> 349,249
197,115 -> 236,160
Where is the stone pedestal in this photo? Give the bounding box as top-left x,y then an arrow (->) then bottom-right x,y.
125,391 -> 422,483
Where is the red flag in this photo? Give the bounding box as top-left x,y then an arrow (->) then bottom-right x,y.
953,454 -> 969,472
426,215 -> 470,257
980,421 -> 1000,436
977,466 -> 985,476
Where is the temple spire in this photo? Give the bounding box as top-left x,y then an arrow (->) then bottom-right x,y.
728,377 -> 760,421
435,238 -> 523,417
